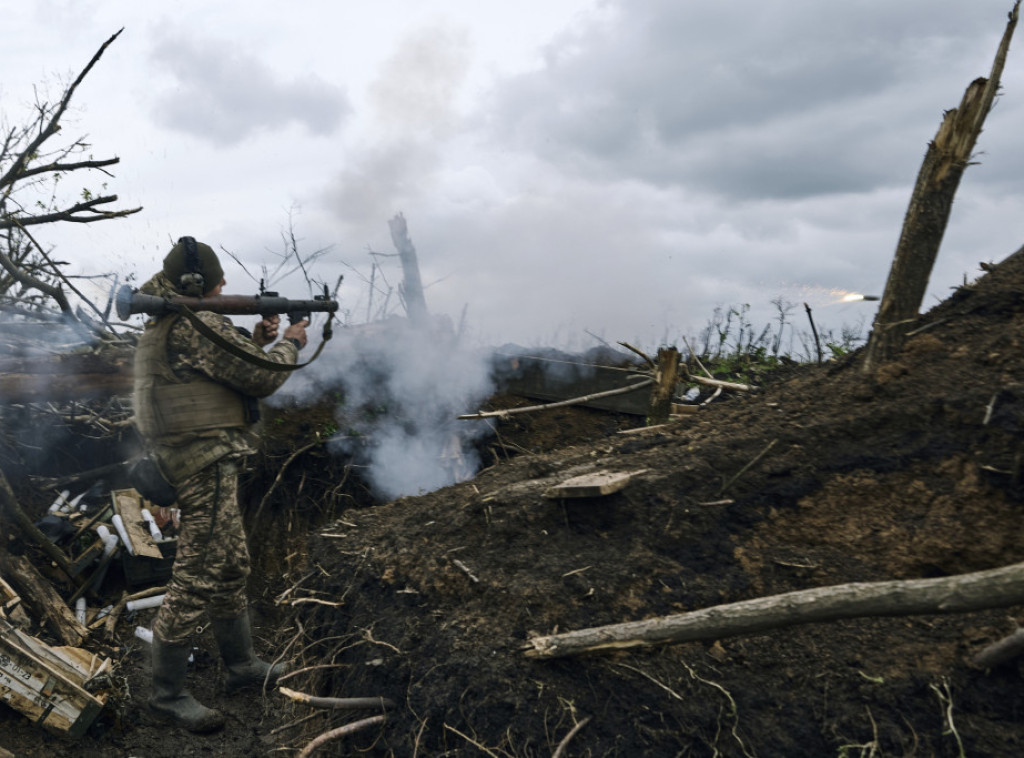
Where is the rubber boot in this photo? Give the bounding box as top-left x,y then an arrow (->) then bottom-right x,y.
211,611 -> 287,694
149,636 -> 225,733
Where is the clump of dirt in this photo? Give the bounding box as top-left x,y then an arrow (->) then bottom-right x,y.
273,248 -> 1024,756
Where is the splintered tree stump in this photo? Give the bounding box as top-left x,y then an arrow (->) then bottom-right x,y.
387,213 -> 429,323
647,347 -> 680,425
862,4 -> 1019,372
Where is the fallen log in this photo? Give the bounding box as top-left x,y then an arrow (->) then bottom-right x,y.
524,561 -> 1024,659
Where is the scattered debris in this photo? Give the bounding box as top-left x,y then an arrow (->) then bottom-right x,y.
0,471 -> 179,739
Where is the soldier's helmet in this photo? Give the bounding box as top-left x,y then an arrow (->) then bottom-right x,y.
163,236 -> 224,296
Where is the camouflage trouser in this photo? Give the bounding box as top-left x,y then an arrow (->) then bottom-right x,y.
153,459 -> 251,644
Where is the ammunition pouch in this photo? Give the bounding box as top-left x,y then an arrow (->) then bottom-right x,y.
129,456 -> 178,507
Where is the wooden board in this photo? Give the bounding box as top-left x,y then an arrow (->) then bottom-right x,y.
543,469 -> 647,499
111,489 -> 163,559
0,616 -> 108,738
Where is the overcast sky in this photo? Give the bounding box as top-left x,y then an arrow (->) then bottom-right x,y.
3,0 -> 1024,353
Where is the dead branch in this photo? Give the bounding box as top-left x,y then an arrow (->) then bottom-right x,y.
617,341 -> 655,368
278,686 -> 395,711
276,663 -> 352,684
0,28 -> 142,316
0,30 -> 124,192
971,627 -> 1024,670
250,438 -> 323,525
552,715 -> 592,758
0,245 -> 73,316
719,438 -> 778,496
687,374 -> 755,392
297,714 -> 387,758
269,710 -> 322,736
524,559 -> 1024,659
457,379 -> 654,420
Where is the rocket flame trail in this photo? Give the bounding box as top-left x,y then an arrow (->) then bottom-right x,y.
828,291 -> 880,304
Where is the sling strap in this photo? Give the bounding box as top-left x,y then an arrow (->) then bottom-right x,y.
177,306 -> 332,372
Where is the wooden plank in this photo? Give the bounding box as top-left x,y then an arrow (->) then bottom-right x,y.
543,469 -> 647,499
111,489 -> 163,559
0,616 -> 107,738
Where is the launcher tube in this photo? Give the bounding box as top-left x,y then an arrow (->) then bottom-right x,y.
116,284 -> 339,321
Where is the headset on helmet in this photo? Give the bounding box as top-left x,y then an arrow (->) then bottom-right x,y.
177,235 -> 206,296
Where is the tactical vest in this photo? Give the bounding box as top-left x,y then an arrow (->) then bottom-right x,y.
133,315 -> 251,483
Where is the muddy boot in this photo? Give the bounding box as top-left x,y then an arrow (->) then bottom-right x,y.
149,636 -> 225,733
211,611 -> 287,694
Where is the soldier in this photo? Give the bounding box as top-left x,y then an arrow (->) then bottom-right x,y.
132,236 -> 308,732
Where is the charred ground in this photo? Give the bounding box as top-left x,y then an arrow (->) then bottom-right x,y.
4,248 -> 1024,756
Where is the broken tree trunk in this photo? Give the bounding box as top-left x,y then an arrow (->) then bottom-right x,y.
524,560 -> 1024,659
0,553 -> 88,646
387,212 -> 429,323
861,3 -> 1019,373
647,347 -> 680,425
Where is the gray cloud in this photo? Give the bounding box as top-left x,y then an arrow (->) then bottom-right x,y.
484,0 -> 1018,200
149,32 -> 352,146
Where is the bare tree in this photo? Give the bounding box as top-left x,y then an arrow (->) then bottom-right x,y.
0,29 -> 141,320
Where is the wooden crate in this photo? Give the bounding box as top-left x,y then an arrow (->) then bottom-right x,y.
111,488 -> 177,587
0,615 -> 109,738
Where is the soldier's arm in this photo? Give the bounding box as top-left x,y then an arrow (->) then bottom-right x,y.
171,313 -> 300,398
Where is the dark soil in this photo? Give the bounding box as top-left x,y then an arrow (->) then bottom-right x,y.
5,246 -> 1024,756
274,248 -> 1024,756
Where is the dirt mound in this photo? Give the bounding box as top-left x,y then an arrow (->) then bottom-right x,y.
276,248 -> 1024,756
5,249 -> 1024,757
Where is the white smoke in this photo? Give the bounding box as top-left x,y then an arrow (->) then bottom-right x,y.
271,313 -> 495,500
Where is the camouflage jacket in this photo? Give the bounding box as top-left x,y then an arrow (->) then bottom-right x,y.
133,273 -> 299,483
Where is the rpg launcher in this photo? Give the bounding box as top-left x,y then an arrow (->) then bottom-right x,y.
115,283 -> 339,324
